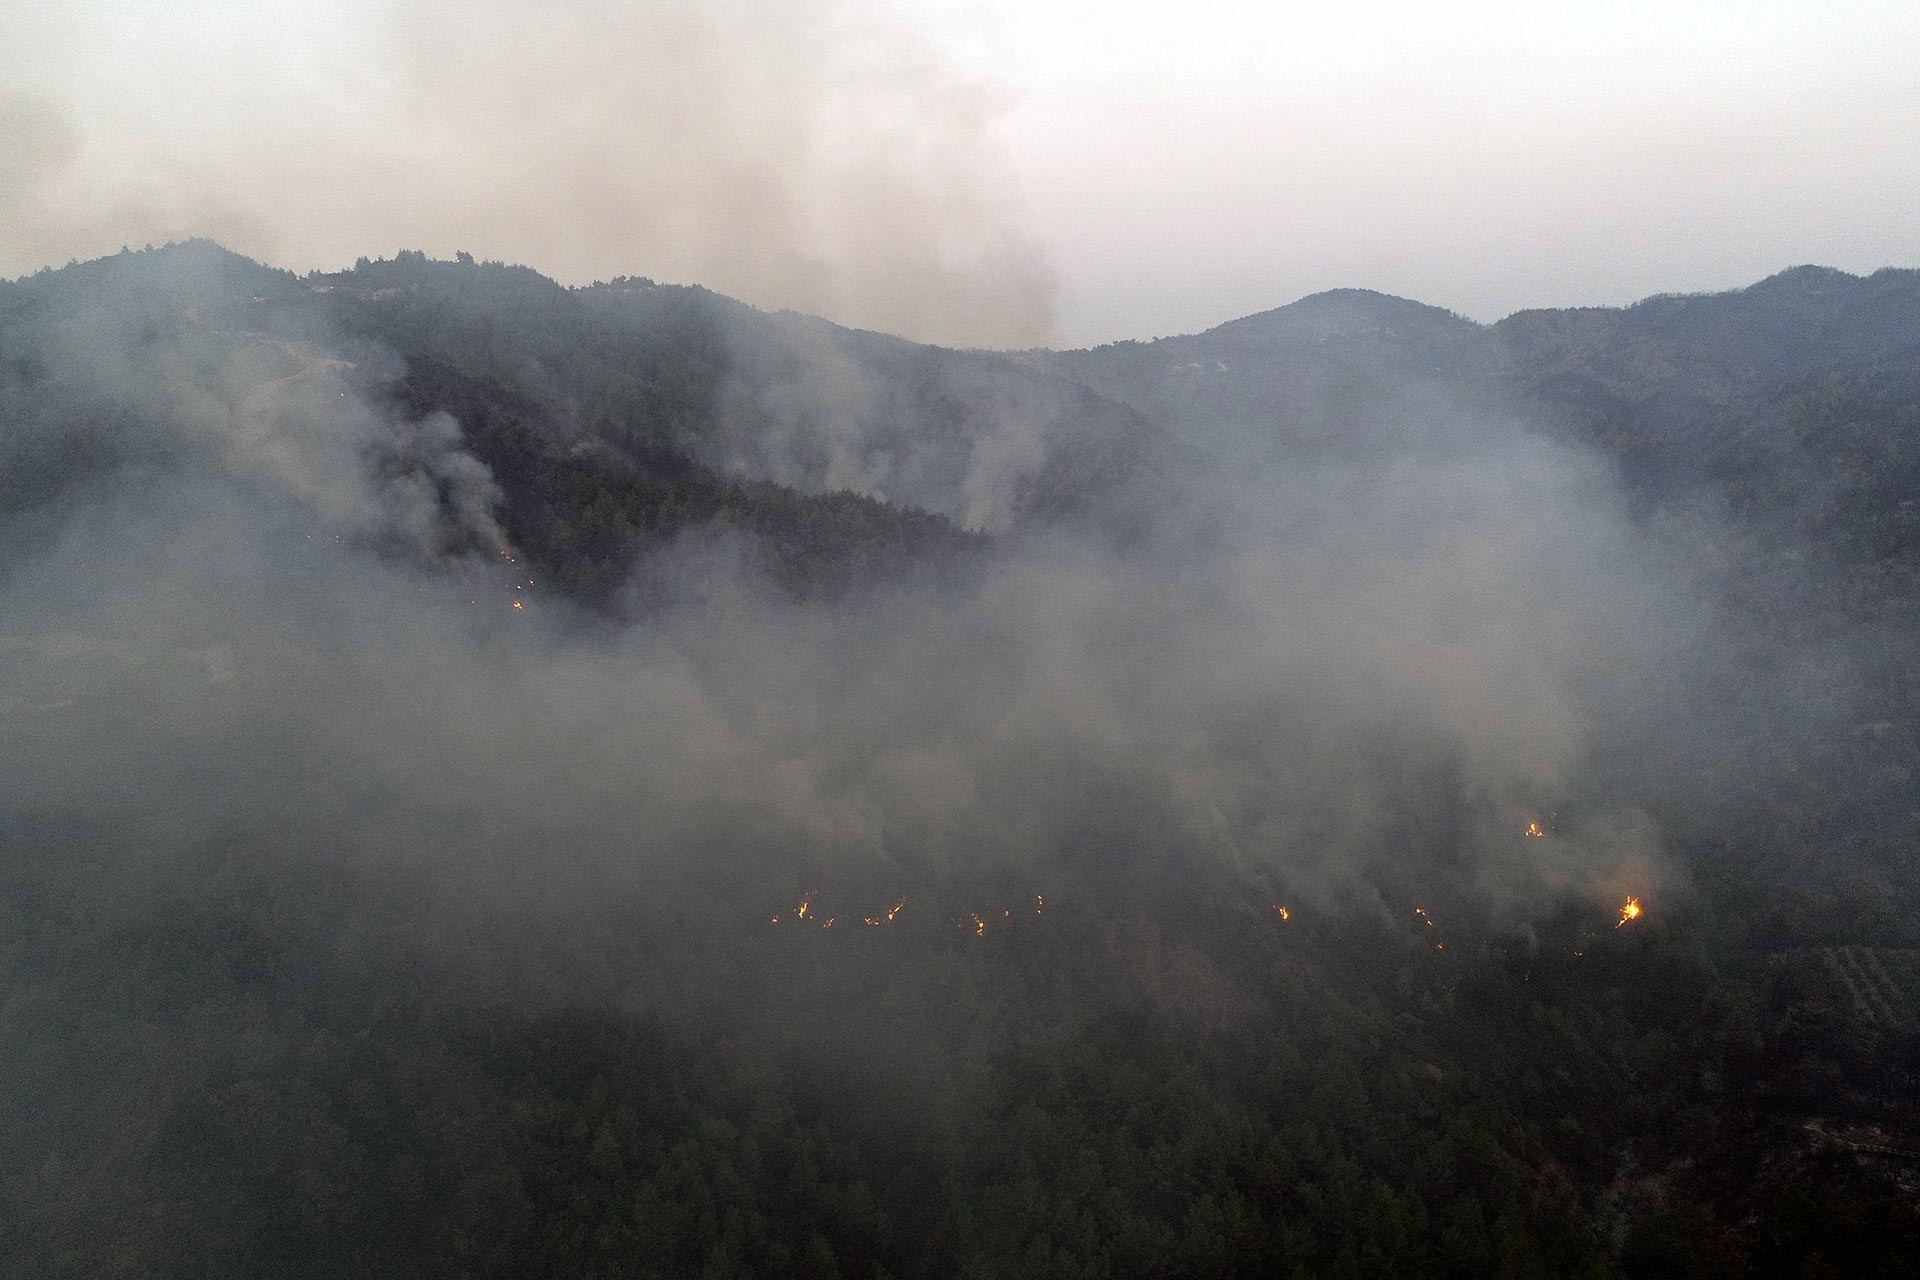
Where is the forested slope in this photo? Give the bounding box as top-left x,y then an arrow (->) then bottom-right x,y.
4,244 -> 1920,1278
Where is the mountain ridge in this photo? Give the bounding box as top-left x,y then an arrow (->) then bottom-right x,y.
16,239 -> 1919,352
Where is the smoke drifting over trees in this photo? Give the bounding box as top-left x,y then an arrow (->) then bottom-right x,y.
3,245 -> 1698,928
4,244 -> 1919,1275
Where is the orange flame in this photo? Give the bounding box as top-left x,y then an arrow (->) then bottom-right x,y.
1523,822 -> 1545,838
886,897 -> 905,922
969,912 -> 986,937
1271,904 -> 1290,921
1616,896 -> 1642,928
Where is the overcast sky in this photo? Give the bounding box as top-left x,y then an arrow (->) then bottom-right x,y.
4,0 -> 1916,346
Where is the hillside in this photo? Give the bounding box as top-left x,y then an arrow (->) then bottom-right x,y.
4,244 -> 1920,1278
0,242 -> 991,608
300,248 -> 1166,538
1048,265 -> 1920,927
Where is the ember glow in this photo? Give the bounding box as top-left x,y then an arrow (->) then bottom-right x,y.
1523,822 -> 1546,838
1616,896 -> 1642,928
1271,904 -> 1290,921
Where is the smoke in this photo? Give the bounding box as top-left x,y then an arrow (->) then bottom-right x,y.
0,252 -> 1705,949
0,0 -> 1055,348
706,314 -> 1088,532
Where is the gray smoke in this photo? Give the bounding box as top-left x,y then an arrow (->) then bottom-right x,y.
0,260 -> 1708,942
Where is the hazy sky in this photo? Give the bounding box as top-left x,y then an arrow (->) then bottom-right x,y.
4,0 -> 1916,346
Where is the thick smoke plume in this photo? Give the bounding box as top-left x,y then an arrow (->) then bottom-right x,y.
0,252 -> 1705,956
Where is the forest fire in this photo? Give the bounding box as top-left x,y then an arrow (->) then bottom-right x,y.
1414,906 -> 1435,928
771,892 -> 909,929
1271,904 -> 1290,921
1523,822 -> 1546,838
765,892 -> 1059,938
1616,896 -> 1642,927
